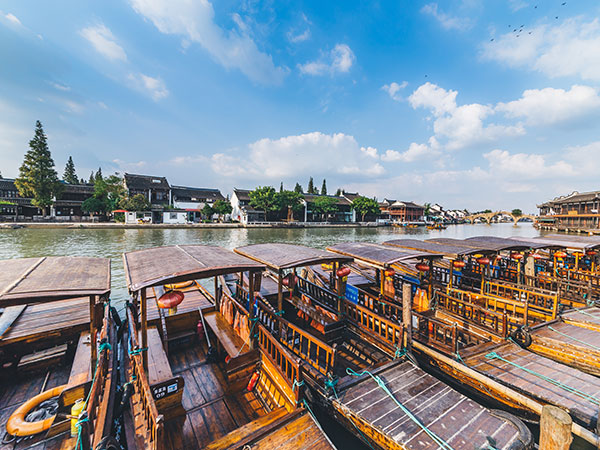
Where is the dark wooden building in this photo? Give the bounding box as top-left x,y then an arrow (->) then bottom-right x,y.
379,199 -> 425,223
123,173 -> 171,206
538,191 -> 600,232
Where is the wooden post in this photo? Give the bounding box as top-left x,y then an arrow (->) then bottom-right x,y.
89,295 -> 97,371
402,282 -> 412,351
277,271 -> 283,336
248,270 -> 255,349
331,261 -> 338,291
448,261 -> 454,288
427,259 -> 433,309
539,405 -> 572,450
214,276 -> 219,307
141,288 -> 148,372
380,268 -> 385,296
336,264 -> 343,314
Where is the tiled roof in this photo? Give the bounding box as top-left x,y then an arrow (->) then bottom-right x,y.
124,173 -> 170,190
171,185 -> 225,201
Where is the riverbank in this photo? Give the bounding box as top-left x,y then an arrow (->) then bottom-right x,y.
0,221 -> 385,230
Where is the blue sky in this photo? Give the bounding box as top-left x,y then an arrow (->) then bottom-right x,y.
1,0 -> 600,212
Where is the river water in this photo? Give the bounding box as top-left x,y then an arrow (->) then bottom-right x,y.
0,223 -> 540,303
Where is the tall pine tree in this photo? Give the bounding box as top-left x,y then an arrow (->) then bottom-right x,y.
294,183 -> 303,194
95,167 -> 103,183
307,177 -> 318,194
89,171 -> 95,184
63,156 -> 79,184
335,188 -> 342,196
321,179 -> 327,196
279,182 -> 284,193
15,121 -> 61,215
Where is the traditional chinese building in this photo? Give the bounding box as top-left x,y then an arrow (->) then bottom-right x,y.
537,191 -> 600,231
379,199 -> 425,223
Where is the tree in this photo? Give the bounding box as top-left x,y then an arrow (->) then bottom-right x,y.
202,203 -> 214,220
63,156 -> 79,184
82,197 -> 105,217
89,171 -> 95,184
483,209 -> 492,214
321,179 -> 327,196
512,208 -> 523,217
307,177 -> 318,194
351,196 -> 380,222
83,174 -> 127,217
335,188 -> 342,197
80,177 -> 85,184
312,196 -> 338,222
276,190 -> 304,222
249,186 -> 278,220
0,171 -> 3,178
294,183 -> 303,194
423,202 -> 432,220
15,121 -> 62,216
95,167 -> 103,184
279,182 -> 284,193
213,199 -> 232,222
120,194 -> 151,212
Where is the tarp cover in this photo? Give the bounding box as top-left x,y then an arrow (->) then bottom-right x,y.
123,245 -> 265,292
0,256 -> 111,305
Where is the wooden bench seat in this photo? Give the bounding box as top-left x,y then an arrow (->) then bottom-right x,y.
68,332 -> 92,386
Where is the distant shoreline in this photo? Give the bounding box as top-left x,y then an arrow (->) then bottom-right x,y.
0,222 -> 386,230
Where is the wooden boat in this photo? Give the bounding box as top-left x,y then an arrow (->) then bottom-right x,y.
326,242 -> 600,446
121,245 -> 337,450
0,256 -> 118,449
427,223 -> 446,230
234,242 -> 532,449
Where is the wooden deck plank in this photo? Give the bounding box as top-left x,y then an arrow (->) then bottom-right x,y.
250,413 -> 334,450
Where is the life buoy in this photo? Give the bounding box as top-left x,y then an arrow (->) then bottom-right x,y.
6,384 -> 67,437
509,326 -> 532,348
164,280 -> 194,290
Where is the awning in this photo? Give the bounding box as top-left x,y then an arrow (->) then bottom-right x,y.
326,242 -> 439,270
384,239 -> 488,259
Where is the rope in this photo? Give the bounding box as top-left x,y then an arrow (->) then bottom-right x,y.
455,351 -> 465,364
324,377 -> 338,390
129,347 -> 147,355
292,379 -> 304,392
394,347 -> 406,360
485,352 -> 599,405
547,326 -> 600,352
346,368 -> 455,450
576,308 -> 598,319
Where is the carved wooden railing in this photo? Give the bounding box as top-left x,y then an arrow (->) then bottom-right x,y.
127,307 -> 164,450
296,276 -> 339,312
430,266 -> 481,290
413,311 -> 460,354
484,280 -> 559,316
556,267 -> 600,290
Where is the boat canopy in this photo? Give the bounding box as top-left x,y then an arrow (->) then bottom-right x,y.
428,236 -> 546,252
510,235 -> 600,251
0,256 -> 111,306
123,245 -> 265,292
384,239 -> 491,259
234,243 -> 353,272
326,242 -> 439,270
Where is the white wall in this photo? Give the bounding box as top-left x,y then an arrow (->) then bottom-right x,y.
163,211 -> 188,224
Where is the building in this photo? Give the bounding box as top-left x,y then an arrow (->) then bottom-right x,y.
302,194 -> 355,222
171,186 -> 225,222
231,189 -> 265,224
538,191 -> 600,231
379,199 -> 425,223
123,173 -> 171,206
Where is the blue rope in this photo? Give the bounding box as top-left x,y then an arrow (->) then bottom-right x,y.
394,347 -> 406,360
485,352 -> 599,405
346,367 -> 455,450
292,379 -> 304,392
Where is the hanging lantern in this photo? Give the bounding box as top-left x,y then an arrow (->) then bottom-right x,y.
511,253 -> 524,261
554,251 -> 567,259
476,257 -> 490,265
586,250 -> 597,256
337,266 -> 351,278
157,290 -> 184,315
453,260 -> 466,269
282,274 -> 298,287
415,262 -> 430,272
384,269 -> 396,277
532,253 -> 544,260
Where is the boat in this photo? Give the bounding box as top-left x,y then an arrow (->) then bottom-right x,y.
0,256 -> 119,449
427,223 -> 447,230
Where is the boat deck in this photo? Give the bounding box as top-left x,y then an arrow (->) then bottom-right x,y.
333,359 -> 526,449
562,307 -> 600,331
465,341 -> 600,429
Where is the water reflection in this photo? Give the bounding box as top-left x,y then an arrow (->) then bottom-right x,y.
0,223 -> 540,302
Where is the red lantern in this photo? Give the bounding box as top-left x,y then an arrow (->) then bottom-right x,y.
476,257 -> 490,265
282,274 -> 298,287
587,250 -> 597,256
453,260 -> 466,269
511,253 -> 524,261
337,266 -> 351,278
384,269 -> 395,277
157,290 -> 184,315
532,253 -> 544,260
415,263 -> 430,272
554,251 -> 567,259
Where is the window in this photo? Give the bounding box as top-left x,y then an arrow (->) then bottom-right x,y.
170,212 -> 177,219
152,179 -> 161,183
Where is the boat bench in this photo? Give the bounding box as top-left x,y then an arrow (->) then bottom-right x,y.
146,327 -> 185,420
68,332 -> 92,386
202,310 -> 259,381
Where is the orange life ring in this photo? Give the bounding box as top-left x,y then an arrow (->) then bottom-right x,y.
164,280 -> 194,290
6,384 -> 67,437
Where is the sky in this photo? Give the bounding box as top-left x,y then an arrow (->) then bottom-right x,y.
1,0 -> 600,213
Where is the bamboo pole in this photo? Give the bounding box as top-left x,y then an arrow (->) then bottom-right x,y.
539,405 -> 572,450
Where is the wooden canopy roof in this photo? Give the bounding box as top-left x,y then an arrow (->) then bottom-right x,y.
428,236 -> 545,252
234,243 -> 352,271
326,242 -> 438,269
510,235 -> 600,251
123,245 -> 265,292
384,239 -> 488,259
0,256 -> 111,306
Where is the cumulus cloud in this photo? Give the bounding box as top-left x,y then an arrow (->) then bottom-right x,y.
482,17 -> 600,81
421,3 -> 471,31
128,73 -> 169,100
496,85 -> 600,126
299,44 -> 355,76
484,149 -> 574,178
80,23 -> 127,62
129,0 -> 286,85
360,146 -> 378,158
382,142 -> 433,163
382,81 -> 408,101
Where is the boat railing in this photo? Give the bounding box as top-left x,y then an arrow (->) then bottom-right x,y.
556,267 -> 600,288
127,307 -> 165,450
484,280 -> 559,317
342,298 -> 404,354
435,290 -> 511,338
431,265 -> 480,290
413,311 -> 460,354
296,276 -> 339,312
257,323 -> 302,404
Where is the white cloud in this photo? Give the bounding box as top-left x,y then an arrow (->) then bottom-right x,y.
80,24 -> 127,62
288,28 -> 310,43
382,81 -> 408,101
496,85 -> 600,126
360,146 -> 378,158
421,3 -> 471,31
299,44 -> 355,76
50,82 -> 71,92
4,13 -> 21,26
484,149 -> 574,178
482,17 -> 600,81
129,0 -> 286,85
128,73 -> 169,100
382,142 -> 432,163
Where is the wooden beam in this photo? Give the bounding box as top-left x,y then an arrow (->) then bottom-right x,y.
539,405 -> 572,450
89,295 -> 97,370
141,288 -> 148,371
249,270 -> 255,349
402,283 -> 412,351
278,271 -> 283,336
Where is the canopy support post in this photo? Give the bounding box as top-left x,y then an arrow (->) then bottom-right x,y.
141,287 -> 148,372
89,295 -> 97,370
428,259 -> 433,306
249,270 -> 255,349
277,271 -> 283,336
449,260 -> 454,289
402,283 -> 412,352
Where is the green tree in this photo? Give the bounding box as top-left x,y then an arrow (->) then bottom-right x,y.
312,196 -> 338,222
15,121 -> 62,216
95,167 -> 103,183
321,179 -> 327,196
89,171 -> 95,184
423,202 -> 432,219
83,174 -> 127,217
483,209 -> 492,214
335,188 -> 342,197
511,208 -> 523,217
307,177 -> 318,194
63,156 -> 79,184
0,171 -> 3,178
294,183 -> 303,194
213,199 -> 232,222
351,196 -> 380,222
120,193 -> 151,211
249,186 -> 278,221
202,203 -> 214,220
279,182 -> 284,193
81,197 -> 105,218
276,190 -> 304,222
